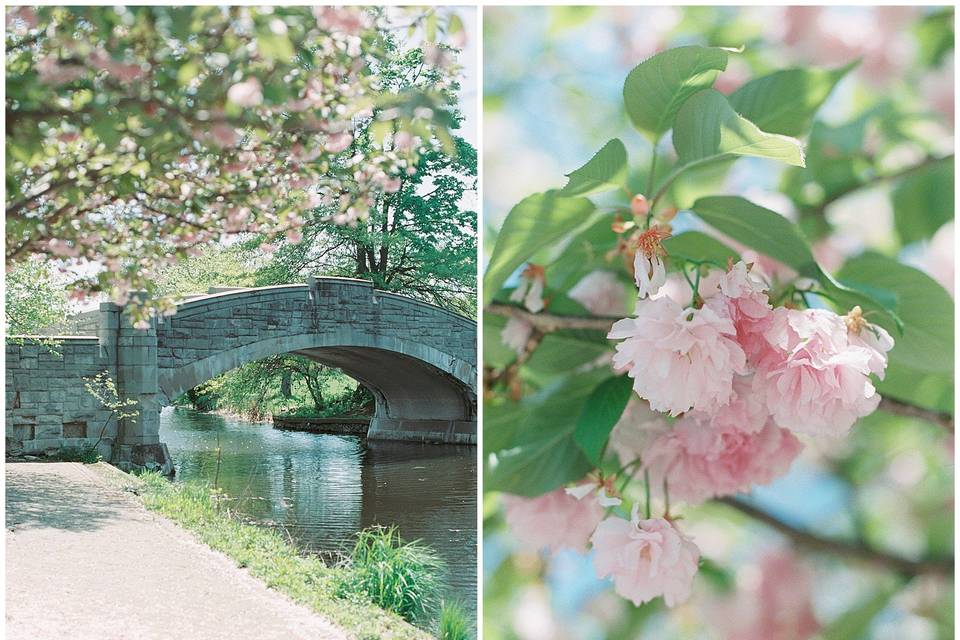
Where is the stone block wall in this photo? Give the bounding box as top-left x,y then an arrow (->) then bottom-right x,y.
155,280 -> 475,380
6,277 -> 478,457
5,337 -> 117,457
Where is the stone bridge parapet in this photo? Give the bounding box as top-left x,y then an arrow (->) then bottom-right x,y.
6,278 -> 477,468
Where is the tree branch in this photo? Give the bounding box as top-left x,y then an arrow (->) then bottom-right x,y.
717,497 -> 952,577
486,303 -> 617,333
812,153 -> 954,216
879,397 -> 954,432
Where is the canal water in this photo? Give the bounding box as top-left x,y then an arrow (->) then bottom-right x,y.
159,407 -> 477,615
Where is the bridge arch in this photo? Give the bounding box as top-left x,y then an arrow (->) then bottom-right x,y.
5,277 -> 476,470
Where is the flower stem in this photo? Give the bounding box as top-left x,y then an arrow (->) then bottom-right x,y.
663,477 -> 671,519
644,469 -> 651,519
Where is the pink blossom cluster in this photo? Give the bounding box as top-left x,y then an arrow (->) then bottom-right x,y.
502,257 -> 893,609
504,486 -> 701,607
611,260 -> 893,441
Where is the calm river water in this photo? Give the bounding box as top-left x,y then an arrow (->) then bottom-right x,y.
159,407 -> 477,614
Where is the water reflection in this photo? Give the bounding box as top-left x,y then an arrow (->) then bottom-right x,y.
160,407 -> 477,614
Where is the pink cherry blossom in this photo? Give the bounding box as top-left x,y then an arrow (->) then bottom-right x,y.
608,296 -> 747,415
510,265 -> 546,313
643,412 -> 802,504
634,250 -> 666,299
695,375 -> 769,435
568,270 -> 626,316
502,488 -> 604,553
36,56 -> 85,85
500,316 -> 533,356
89,50 -> 145,81
6,6 -> 38,34
716,550 -> 820,640
607,398 -> 668,467
591,510 -> 700,607
324,132 -> 354,153
313,7 -> 368,36
228,77 -> 263,107
753,307 -> 893,437
209,123 -> 239,147
632,226 -> 670,299
705,261 -> 774,361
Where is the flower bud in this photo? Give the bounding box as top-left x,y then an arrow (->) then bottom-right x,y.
630,194 -> 649,218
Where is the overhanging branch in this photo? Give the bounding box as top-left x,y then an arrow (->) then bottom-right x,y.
717,497 -> 952,577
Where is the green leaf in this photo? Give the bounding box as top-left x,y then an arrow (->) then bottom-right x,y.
483,192 -> 595,305
690,196 -> 901,332
839,253 -> 954,373
545,217 -> 620,291
573,376 -> 632,464
257,33 -> 295,62
176,61 -> 200,86
485,370 -> 608,496
892,157 -> 954,245
728,62 -> 857,137
878,363 -> 953,414
820,584 -> 898,640
690,195 -> 818,275
525,330 -> 611,384
623,45 -> 729,141
661,231 -> 740,266
673,89 -> 806,168
482,312 -> 518,371
558,139 -> 628,197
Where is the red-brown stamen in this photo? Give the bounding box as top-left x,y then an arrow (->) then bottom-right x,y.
635,225 -> 671,258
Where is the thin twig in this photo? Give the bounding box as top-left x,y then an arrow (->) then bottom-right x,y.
486,303 -> 617,332
811,154 -> 954,216
717,497 -> 952,577
879,397 -> 954,433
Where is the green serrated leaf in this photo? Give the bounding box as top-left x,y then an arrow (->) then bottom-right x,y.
690,196 -> 901,332
690,195 -> 817,274
892,156 -> 954,245
558,138 -> 628,197
673,89 -> 806,168
573,376 -> 633,464
483,192 -> 596,306
728,62 -> 857,137
485,370 -> 609,496
623,45 -> 729,141
839,253 -> 954,373
661,231 -> 740,266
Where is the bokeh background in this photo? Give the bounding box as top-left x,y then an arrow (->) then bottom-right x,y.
483,6 -> 954,640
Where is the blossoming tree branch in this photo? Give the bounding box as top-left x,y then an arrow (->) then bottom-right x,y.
5,6 -> 464,321
484,45 -> 954,609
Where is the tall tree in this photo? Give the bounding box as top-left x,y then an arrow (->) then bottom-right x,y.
5,6 -> 464,320
253,36 -> 477,315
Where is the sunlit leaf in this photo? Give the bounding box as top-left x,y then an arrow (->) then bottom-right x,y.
623,45 -> 729,141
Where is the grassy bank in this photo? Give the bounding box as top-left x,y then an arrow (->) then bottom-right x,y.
136,472 -> 441,640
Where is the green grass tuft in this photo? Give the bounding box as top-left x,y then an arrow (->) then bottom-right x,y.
135,472 -> 435,639
338,525 -> 445,624
437,600 -> 471,640
54,444 -> 102,464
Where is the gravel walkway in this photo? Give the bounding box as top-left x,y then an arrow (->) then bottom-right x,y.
6,462 -> 348,640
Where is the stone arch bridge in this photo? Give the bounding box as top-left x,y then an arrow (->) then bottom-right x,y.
6,278 -> 476,470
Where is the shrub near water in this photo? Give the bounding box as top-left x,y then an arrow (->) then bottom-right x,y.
339,526 -> 444,624
437,600 -> 471,640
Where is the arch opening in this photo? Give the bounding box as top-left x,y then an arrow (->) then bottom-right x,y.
158,332 -> 477,444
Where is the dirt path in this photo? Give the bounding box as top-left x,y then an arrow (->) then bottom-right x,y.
5,462 -> 348,640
